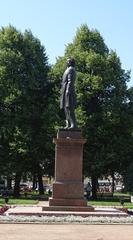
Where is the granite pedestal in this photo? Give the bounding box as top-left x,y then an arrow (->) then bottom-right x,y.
48,130 -> 94,211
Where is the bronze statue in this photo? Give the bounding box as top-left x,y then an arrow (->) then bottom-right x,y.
60,58 -> 77,129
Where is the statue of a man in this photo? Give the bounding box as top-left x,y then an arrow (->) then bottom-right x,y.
60,58 -> 77,129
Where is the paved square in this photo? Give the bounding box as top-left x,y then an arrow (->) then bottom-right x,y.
0,224 -> 133,240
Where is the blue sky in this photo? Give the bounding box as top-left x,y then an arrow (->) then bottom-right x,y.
0,0 -> 133,86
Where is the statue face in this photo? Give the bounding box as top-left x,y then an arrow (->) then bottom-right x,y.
67,59 -> 72,66
67,58 -> 75,67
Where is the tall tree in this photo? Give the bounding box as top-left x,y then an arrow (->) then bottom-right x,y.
0,26 -> 55,196
121,87 -> 133,191
51,24 -> 131,198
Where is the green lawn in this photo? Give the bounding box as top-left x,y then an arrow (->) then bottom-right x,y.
0,198 -> 38,205
113,192 -> 130,197
89,200 -> 133,209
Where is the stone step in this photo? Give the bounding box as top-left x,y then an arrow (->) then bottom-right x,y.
6,206 -> 129,218
42,205 -> 94,212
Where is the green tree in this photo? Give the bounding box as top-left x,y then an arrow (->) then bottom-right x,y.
0,26 -> 55,196
51,24 -> 131,198
124,162 -> 133,193
122,87 -> 133,191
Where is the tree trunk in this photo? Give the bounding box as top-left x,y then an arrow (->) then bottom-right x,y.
14,173 -> 21,198
111,172 -> 115,193
37,169 -> 44,195
32,174 -> 38,190
7,177 -> 12,189
91,175 -> 98,200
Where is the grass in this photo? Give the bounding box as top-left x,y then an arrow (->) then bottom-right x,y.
89,200 -> 133,209
0,198 -> 38,205
113,192 -> 130,197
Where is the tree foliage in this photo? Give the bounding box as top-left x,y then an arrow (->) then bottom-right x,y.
0,24 -> 133,198
51,24 -> 132,196
0,26 -> 55,195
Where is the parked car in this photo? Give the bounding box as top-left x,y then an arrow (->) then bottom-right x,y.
115,185 -> 124,192
20,183 -> 32,192
97,180 -> 112,193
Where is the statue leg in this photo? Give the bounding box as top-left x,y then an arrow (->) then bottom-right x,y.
69,108 -> 77,129
64,107 -> 77,129
64,108 -> 71,129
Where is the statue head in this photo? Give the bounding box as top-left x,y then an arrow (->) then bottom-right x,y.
67,58 -> 75,67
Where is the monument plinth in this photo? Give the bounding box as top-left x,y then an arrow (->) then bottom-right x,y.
49,129 -> 87,207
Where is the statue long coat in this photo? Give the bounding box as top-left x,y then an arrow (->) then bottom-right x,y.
60,66 -> 76,110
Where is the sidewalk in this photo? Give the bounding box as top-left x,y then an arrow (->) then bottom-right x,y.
0,224 -> 133,240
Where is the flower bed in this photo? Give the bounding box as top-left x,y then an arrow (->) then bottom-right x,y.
0,205 -> 9,215
0,215 -> 133,224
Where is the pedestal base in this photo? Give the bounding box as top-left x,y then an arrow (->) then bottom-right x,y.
52,182 -> 84,199
49,197 -> 87,206
43,204 -> 94,212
